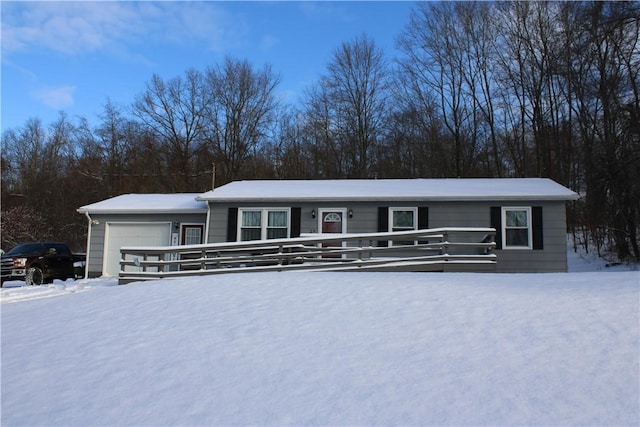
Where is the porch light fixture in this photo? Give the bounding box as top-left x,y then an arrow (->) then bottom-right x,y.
311,209 -> 316,219
348,209 -> 354,218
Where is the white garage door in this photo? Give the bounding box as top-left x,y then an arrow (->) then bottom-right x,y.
104,222 -> 171,277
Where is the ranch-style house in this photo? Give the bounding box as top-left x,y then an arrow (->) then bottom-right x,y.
77,178 -> 579,277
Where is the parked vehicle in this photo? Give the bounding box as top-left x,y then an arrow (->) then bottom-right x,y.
1,242 -> 86,286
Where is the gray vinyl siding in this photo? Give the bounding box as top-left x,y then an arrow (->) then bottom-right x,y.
206,200 -> 569,272
84,213 -> 207,277
423,201 -> 567,272
207,207 -> 233,243
493,203 -> 568,273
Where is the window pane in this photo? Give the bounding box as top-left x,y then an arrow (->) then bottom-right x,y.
268,211 -> 288,227
241,228 -> 261,241
242,211 -> 261,227
324,212 -> 342,222
506,229 -> 529,247
184,228 -> 202,245
393,210 -> 414,228
506,210 -> 528,227
267,228 -> 288,239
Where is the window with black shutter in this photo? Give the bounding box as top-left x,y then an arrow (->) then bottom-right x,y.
491,206 -> 543,250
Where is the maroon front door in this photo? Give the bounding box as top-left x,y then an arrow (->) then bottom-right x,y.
321,211 -> 343,234
320,210 -> 345,257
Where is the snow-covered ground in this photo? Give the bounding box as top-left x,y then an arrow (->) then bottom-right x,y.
1,249 -> 638,426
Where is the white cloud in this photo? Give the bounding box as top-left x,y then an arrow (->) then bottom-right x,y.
161,3 -> 248,52
3,2 -> 130,55
32,85 -> 76,109
1,2 -> 247,57
3,58 -> 38,81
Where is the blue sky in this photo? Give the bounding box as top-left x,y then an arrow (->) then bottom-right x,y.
1,1 -> 416,133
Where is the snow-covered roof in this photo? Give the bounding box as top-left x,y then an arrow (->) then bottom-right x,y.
197,178 -> 579,202
78,179 -> 578,214
78,194 -> 207,214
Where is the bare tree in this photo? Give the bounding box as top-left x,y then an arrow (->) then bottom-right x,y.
263,106 -> 314,179
1,206 -> 54,250
92,100 -> 130,194
3,118 -> 50,216
493,2 -> 580,183
1,114 -> 87,249
456,2 -> 504,176
133,68 -> 209,191
203,57 -> 280,183
302,81 -> 348,178
398,2 -> 480,177
570,2 -> 640,260
324,34 -> 390,178
382,72 -> 447,178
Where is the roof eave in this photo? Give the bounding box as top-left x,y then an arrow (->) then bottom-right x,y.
77,208 -> 208,215
200,195 -> 579,203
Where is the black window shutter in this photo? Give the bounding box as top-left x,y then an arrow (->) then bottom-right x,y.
227,207 -> 238,242
417,206 -> 429,244
490,206 -> 502,249
532,206 -> 543,250
418,207 -> 429,230
291,207 -> 301,237
378,207 -> 389,247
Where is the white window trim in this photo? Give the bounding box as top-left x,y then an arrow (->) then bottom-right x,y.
501,206 -> 533,250
317,208 -> 348,259
181,223 -> 205,245
388,207 -> 418,247
237,208 -> 291,241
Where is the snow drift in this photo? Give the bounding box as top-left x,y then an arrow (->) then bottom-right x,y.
1,261 -> 638,426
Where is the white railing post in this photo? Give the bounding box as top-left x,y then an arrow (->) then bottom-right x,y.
442,232 -> 449,257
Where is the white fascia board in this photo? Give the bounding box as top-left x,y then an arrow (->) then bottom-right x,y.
196,194 -> 579,203
77,193 -> 208,214
76,208 -> 208,214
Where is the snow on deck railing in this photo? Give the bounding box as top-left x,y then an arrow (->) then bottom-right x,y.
118,227 -> 496,284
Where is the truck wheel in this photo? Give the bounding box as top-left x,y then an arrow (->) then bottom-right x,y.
25,267 -> 44,286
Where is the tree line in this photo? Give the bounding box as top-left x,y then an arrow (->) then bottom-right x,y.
2,1 -> 638,262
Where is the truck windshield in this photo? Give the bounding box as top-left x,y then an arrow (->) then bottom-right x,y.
5,243 -> 44,255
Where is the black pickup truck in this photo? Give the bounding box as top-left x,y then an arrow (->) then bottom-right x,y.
1,242 -> 85,287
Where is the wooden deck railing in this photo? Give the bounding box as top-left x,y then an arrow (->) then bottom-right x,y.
118,227 -> 496,284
